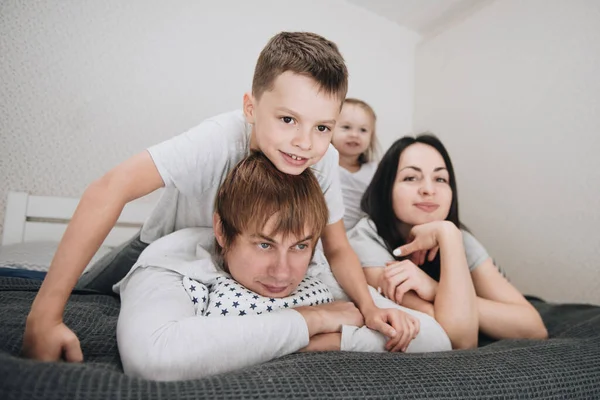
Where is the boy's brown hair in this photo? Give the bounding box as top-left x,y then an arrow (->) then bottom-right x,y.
252,31 -> 348,102
214,151 -> 328,262
344,98 -> 380,164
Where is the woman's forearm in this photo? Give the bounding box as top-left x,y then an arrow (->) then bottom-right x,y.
477,297 -> 548,340
434,223 -> 478,349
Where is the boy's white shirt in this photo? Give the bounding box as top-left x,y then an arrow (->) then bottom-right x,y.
339,161 -> 378,230
140,110 -> 345,244
114,228 -> 451,381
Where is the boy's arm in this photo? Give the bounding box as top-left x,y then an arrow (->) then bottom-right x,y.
23,151 -> 164,362
321,220 -> 397,338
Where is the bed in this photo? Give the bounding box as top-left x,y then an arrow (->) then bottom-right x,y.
1,192 -> 599,399
0,191 -> 155,275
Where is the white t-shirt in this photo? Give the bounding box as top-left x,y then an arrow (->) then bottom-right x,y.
140,110 -> 345,244
339,161 -> 378,230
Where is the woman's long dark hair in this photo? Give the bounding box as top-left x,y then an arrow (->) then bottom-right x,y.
360,134 -> 461,281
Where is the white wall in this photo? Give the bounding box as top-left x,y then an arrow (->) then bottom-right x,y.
0,0 -> 419,237
414,0 -> 600,304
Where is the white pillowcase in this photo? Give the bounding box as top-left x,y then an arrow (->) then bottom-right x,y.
0,242 -> 112,273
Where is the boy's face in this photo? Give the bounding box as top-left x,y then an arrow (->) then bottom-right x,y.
220,214 -> 315,298
244,71 -> 341,175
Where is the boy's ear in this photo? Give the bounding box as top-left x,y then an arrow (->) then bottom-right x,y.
243,92 -> 256,124
213,213 -> 226,248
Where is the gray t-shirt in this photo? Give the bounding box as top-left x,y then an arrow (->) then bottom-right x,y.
140,110 -> 345,244
339,161 -> 377,231
348,217 -> 490,271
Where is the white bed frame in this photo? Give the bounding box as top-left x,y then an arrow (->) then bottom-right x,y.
2,191 -> 156,247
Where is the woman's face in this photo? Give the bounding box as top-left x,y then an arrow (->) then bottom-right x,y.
219,214 -> 315,298
392,143 -> 453,227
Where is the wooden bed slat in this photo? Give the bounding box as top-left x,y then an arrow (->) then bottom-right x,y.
3,191 -> 156,247
2,192 -> 28,245
23,222 -> 141,248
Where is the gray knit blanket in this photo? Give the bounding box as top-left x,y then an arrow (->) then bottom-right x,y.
1,277 -> 599,399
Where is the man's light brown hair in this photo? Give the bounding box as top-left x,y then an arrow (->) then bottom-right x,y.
214,151 -> 328,262
252,31 -> 348,102
344,98 -> 380,164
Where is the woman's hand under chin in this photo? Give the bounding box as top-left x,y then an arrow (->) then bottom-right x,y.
393,220 -> 459,259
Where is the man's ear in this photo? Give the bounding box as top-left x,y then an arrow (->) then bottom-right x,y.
243,92 -> 256,124
213,213 -> 226,248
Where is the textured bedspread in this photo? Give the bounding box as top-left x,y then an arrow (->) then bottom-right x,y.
1,277 -> 599,399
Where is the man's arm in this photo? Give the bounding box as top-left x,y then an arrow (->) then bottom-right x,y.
118,267 -> 311,381
23,151 -> 164,361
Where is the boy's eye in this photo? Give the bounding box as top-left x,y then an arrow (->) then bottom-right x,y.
317,125 -> 330,133
295,243 -> 309,251
281,116 -> 295,124
258,243 -> 271,250
341,125 -> 350,130
360,128 -> 367,133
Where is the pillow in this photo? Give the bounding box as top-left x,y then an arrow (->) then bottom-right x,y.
0,242 -> 112,272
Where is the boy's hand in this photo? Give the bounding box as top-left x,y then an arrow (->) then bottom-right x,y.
362,306 -> 420,352
362,306 -> 397,339
384,309 -> 420,352
23,317 -> 83,362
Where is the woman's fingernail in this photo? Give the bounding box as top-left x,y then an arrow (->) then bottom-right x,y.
393,248 -> 402,257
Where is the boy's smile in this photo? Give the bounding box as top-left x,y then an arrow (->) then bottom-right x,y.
244,71 -> 341,175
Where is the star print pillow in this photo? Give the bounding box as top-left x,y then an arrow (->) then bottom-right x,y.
183,275 -> 333,317
182,276 -> 210,315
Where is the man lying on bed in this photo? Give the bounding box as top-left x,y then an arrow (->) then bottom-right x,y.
114,152 -> 451,381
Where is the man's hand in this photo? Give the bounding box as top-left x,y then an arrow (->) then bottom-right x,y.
23,317 -> 83,362
295,301 -> 364,336
299,333 -> 342,352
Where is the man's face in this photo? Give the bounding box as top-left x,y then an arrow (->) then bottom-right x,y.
223,214 -> 315,298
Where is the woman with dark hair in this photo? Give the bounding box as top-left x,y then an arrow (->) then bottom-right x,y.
348,134 -> 547,349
